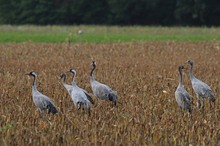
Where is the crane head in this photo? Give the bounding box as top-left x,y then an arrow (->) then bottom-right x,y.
59,73 -> 66,79
178,65 -> 185,73
179,65 -> 184,70
25,71 -> 37,77
185,60 -> 193,66
91,61 -> 96,68
69,68 -> 76,76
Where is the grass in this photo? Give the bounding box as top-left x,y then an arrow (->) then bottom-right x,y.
0,42 -> 220,145
1,25 -> 220,43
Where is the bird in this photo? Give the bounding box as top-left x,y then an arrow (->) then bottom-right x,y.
60,73 -> 73,97
185,60 -> 216,110
69,68 -> 94,105
77,30 -> 83,34
90,61 -> 118,105
60,71 -> 93,115
175,65 -> 192,113
68,67 -> 93,115
25,71 -> 58,116
60,73 -> 73,95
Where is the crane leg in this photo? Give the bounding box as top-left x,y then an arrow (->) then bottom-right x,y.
201,98 -> 205,112
196,94 -> 201,109
114,101 -> 117,106
179,107 -> 182,112
77,102 -> 81,110
209,100 -> 215,109
88,107 -> 91,116
40,110 -> 46,119
209,100 -> 212,109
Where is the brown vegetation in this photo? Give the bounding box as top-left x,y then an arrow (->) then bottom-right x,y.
0,42 -> 220,145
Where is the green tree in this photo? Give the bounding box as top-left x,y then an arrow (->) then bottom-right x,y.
0,0 -> 220,26
0,0 -> 21,24
175,0 -> 206,25
203,0 -> 220,26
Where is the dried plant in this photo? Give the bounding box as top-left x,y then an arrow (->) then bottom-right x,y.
0,42 -> 219,145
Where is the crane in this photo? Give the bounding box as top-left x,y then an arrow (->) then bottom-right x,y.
67,68 -> 93,115
185,60 -> 215,110
25,71 -> 58,116
175,65 -> 192,113
69,68 -> 94,105
60,72 -> 87,113
90,61 -> 118,105
60,73 -> 73,97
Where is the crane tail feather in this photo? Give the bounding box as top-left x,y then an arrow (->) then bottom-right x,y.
47,103 -> 58,115
84,92 -> 95,104
209,93 -> 216,102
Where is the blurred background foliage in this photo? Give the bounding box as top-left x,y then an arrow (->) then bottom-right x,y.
0,0 -> 220,26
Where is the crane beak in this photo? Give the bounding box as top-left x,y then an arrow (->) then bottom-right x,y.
25,73 -> 30,76
59,73 -> 66,79
185,60 -> 191,64
58,74 -> 62,79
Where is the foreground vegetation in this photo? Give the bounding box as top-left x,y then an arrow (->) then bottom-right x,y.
1,25 -> 220,43
0,42 -> 219,145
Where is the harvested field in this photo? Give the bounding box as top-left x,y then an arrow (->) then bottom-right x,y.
0,42 -> 220,145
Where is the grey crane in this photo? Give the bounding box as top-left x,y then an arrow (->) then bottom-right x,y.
90,61 -> 118,105
175,65 -> 192,113
60,73 -> 88,113
60,73 -> 73,97
69,68 -> 94,105
185,60 -> 215,109
25,71 -> 58,116
68,68 -> 93,115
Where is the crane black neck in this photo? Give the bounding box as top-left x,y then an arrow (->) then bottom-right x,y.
61,74 -> 66,83
90,65 -> 96,76
32,75 -> 36,86
71,72 -> 76,82
189,63 -> 194,79
178,67 -> 183,85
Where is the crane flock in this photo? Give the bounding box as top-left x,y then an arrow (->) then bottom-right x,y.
26,61 -> 118,116
25,60 -> 216,117
175,60 -> 216,113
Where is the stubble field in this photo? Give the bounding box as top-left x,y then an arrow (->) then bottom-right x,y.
0,42 -> 220,145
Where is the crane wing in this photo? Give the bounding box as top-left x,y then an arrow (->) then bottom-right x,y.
33,92 -> 57,114
81,89 -> 94,104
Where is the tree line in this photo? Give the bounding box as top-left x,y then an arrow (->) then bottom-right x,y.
0,0 -> 220,26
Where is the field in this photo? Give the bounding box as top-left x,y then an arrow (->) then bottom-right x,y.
0,26 -> 220,145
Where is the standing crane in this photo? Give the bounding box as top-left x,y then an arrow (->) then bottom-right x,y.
175,65 -> 192,113
185,60 -> 216,110
69,68 -> 94,105
60,73 -> 73,97
25,71 -> 58,116
60,72 -> 89,114
67,67 -> 93,115
90,61 -> 118,105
